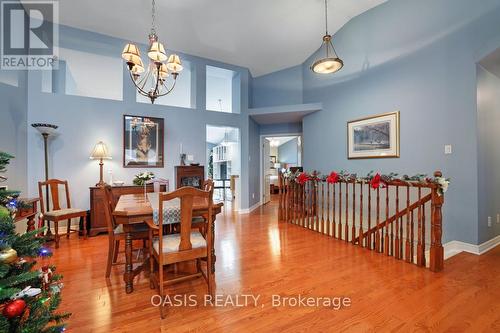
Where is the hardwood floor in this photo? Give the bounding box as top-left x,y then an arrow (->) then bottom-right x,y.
51,200 -> 500,332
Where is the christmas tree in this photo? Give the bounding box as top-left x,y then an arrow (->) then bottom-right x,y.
0,152 -> 70,332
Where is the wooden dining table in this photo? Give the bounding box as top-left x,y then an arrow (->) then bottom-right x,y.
113,193 -> 223,294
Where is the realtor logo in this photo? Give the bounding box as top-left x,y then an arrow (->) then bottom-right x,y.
1,0 -> 58,69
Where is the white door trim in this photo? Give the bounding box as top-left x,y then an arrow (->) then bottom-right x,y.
259,133 -> 303,205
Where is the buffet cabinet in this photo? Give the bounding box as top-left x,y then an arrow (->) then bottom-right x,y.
88,184 -> 166,236
175,165 -> 204,189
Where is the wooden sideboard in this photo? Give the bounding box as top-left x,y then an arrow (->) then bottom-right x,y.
89,184 -> 166,236
175,165 -> 204,189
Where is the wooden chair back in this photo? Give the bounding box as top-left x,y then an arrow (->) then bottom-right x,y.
157,186 -> 213,252
102,185 -> 118,234
38,179 -> 71,214
202,179 -> 214,194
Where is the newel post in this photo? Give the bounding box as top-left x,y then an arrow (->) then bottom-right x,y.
430,171 -> 444,272
278,171 -> 283,221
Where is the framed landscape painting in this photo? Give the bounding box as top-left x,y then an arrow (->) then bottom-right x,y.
347,111 -> 400,159
123,115 -> 164,168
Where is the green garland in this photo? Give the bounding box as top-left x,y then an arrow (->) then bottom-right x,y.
283,169 -> 450,195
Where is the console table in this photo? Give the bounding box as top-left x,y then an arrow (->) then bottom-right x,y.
15,197 -> 40,232
89,184 -> 166,236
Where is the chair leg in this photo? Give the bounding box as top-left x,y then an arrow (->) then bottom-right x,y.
159,263 -> 166,319
113,240 -> 120,263
66,219 -> 71,238
149,231 -> 155,290
106,237 -> 114,278
54,220 -> 60,249
81,215 -> 87,239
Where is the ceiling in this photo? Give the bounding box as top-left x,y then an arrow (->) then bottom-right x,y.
265,136 -> 297,147
54,0 -> 387,77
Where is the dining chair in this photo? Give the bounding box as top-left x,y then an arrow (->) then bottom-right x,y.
38,179 -> 87,248
102,185 -> 150,278
146,186 -> 214,319
192,179 -> 214,236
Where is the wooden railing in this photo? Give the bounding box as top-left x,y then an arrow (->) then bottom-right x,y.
278,171 -> 445,272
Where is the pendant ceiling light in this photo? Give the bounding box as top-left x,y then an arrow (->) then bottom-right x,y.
311,0 -> 344,74
121,0 -> 183,104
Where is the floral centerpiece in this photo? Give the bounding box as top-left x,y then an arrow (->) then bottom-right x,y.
133,171 -> 155,186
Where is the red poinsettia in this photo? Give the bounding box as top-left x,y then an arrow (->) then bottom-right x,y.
370,173 -> 385,189
296,172 -> 310,185
326,171 -> 339,184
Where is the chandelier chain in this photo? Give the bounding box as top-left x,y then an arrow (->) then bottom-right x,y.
151,0 -> 157,34
325,0 -> 328,35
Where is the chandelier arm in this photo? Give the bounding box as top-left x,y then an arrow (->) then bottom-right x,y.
139,68 -> 153,91
153,64 -> 161,96
328,39 -> 339,58
155,77 -> 177,97
128,71 -> 151,97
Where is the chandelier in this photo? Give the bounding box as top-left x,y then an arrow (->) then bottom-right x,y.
121,0 -> 183,104
311,0 -> 344,74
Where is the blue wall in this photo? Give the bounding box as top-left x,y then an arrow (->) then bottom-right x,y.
278,138 -> 299,165
259,122 -> 302,136
0,72 -> 28,194
300,0 -> 500,244
252,65 -> 303,108
476,65 -> 500,243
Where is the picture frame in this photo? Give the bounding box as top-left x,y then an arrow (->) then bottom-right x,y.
123,115 -> 164,168
0,186 -> 7,191
347,111 -> 400,159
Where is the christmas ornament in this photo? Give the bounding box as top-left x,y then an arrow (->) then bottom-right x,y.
2,299 -> 26,318
38,246 -> 52,257
11,286 -> 42,300
50,282 -> 63,294
40,265 -> 53,290
0,247 -> 18,264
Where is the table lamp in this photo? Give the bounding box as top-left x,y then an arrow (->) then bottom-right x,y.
90,141 -> 111,186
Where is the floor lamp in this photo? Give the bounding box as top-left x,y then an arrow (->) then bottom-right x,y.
31,123 -> 58,237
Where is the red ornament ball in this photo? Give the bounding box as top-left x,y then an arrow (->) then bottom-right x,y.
2,299 -> 26,318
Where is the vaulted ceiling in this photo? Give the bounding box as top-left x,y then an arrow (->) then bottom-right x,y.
55,0 -> 387,77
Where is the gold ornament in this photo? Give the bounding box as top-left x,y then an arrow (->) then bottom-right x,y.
0,247 -> 18,264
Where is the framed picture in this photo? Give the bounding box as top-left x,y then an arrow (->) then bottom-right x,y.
270,155 -> 277,168
123,115 -> 164,168
347,111 -> 400,159
0,186 -> 7,191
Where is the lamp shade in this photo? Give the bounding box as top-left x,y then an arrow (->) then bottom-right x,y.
131,58 -> 145,74
311,34 -> 344,74
166,54 -> 183,73
90,141 -> 111,160
31,123 -> 58,136
122,44 -> 141,60
311,57 -> 343,74
148,42 -> 167,62
159,63 -> 169,79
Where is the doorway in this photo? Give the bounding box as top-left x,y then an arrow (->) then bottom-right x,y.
260,134 -> 302,205
206,125 -> 241,210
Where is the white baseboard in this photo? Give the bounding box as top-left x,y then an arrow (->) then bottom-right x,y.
444,234 -> 500,259
238,201 -> 262,214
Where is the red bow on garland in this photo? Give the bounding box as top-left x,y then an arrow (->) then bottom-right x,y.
370,173 -> 386,189
296,172 -> 310,185
326,172 -> 339,184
